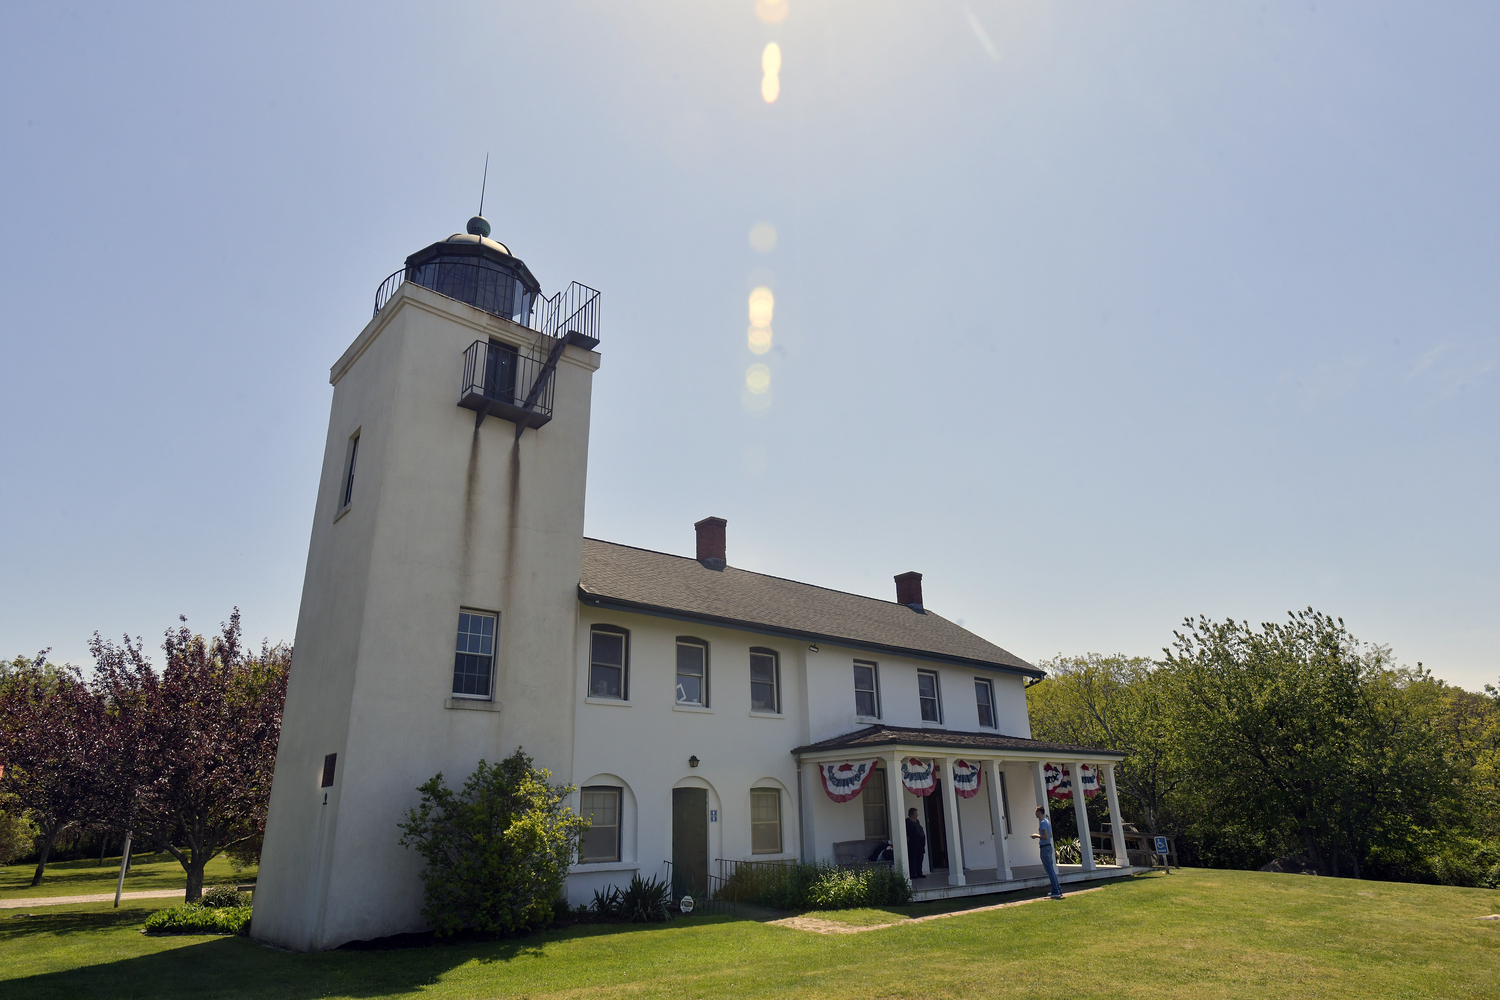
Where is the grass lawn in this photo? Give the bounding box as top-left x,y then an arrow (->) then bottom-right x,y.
1,853 -> 256,901
2,868 -> 1498,999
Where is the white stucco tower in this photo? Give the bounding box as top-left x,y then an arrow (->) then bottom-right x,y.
253,218 -> 602,951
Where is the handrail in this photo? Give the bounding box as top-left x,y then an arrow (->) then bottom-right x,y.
374,264 -> 601,351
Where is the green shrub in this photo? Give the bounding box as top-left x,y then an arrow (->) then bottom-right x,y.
199,884 -> 249,908
1054,838 -> 1082,864
721,861 -> 912,910
398,749 -> 589,937
1428,838 -> 1500,889
143,903 -> 252,935
0,810 -> 37,867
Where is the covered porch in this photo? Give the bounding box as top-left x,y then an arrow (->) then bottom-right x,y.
793,725 -> 1143,901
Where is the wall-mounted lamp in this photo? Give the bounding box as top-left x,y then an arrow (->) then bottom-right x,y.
688,755 -> 700,768
808,644 -> 819,653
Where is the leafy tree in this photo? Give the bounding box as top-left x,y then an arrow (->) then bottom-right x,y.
1164,609 -> 1462,877
1027,654 -> 1183,839
399,749 -> 589,937
0,658 -> 103,884
89,611 -> 290,901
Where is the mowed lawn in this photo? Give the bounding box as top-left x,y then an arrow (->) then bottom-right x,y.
0,853 -> 256,901
3,868 -> 1498,999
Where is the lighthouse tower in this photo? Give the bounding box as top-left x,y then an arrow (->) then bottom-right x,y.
252,217 -> 602,951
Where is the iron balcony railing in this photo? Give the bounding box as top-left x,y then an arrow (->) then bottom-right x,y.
375,261 -> 601,349
460,339 -> 556,429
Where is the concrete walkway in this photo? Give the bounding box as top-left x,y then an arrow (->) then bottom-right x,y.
1,889 -> 184,909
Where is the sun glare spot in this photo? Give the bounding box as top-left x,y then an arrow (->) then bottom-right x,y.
748,286 -> 774,328
761,43 -> 781,104
746,363 -> 771,394
748,326 -> 772,354
749,222 -> 778,253
755,0 -> 788,25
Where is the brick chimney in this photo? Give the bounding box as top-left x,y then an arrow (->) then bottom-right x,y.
695,516 -> 727,570
894,571 -> 923,611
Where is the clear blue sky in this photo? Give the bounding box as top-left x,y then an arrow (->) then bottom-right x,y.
2,2 -> 1495,690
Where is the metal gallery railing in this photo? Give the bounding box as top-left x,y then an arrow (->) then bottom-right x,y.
374,261 -> 601,348
460,339 -> 556,423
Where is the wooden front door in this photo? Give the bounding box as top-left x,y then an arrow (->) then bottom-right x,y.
923,780 -> 949,871
672,788 -> 709,897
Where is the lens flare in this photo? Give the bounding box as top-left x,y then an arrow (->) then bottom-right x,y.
754,0 -> 788,25
761,43 -> 781,103
749,222 -> 777,253
748,286 -> 774,328
748,326 -> 772,354
746,363 -> 771,394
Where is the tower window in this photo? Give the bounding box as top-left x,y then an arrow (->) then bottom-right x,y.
975,678 -> 996,729
483,339 -> 519,404
452,610 -> 496,699
853,661 -> 880,719
750,648 -> 780,713
917,669 -> 943,723
589,626 -> 629,700
339,431 -> 360,512
676,638 -> 708,706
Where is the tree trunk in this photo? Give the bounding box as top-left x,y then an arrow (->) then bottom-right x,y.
184,857 -> 205,902
30,823 -> 61,886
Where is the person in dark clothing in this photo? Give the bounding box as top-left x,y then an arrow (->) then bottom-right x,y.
905,807 -> 927,878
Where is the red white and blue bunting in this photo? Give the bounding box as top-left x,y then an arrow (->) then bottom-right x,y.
900,757 -> 937,796
951,759 -> 982,798
1045,763 -> 1102,801
818,759 -> 881,803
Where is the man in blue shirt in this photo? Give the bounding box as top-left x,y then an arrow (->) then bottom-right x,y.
1030,805 -> 1064,899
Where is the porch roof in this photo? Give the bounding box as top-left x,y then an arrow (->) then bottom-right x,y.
790,724 -> 1124,760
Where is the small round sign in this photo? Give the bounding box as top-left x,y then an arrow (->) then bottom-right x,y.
679,895 -> 695,914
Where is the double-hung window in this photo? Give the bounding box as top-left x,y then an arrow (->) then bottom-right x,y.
675,638 -> 708,706
853,661 -> 880,718
452,611 -> 496,699
579,786 -> 621,863
917,669 -> 943,723
975,678 -> 997,728
589,626 -> 629,700
862,768 -> 889,839
750,647 -> 780,713
750,788 -> 783,854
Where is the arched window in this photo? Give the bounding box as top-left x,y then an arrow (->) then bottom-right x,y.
589,625 -> 629,700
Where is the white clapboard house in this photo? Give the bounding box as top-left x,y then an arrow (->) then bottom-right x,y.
252,219 -> 1134,952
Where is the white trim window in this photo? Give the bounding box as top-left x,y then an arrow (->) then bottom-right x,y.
452,610 -> 496,699
917,669 -> 943,723
589,626 -> 629,700
579,786 -> 621,862
975,677 -> 997,729
750,647 -> 780,713
750,788 -> 783,854
676,637 -> 708,706
853,661 -> 881,719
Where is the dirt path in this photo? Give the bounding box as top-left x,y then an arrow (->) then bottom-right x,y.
768,886 -> 1106,935
1,889 -> 184,909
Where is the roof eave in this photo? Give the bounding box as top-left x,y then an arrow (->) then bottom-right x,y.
578,587 -> 1045,679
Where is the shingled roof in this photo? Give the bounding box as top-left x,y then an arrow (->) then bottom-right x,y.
791,724 -> 1122,758
578,538 -> 1041,677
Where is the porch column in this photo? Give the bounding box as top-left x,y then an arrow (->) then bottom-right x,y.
1031,760 -> 1051,822
1103,762 -> 1128,868
983,758 -> 1012,880
1071,761 -> 1096,871
940,757 -> 965,886
885,754 -> 911,881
